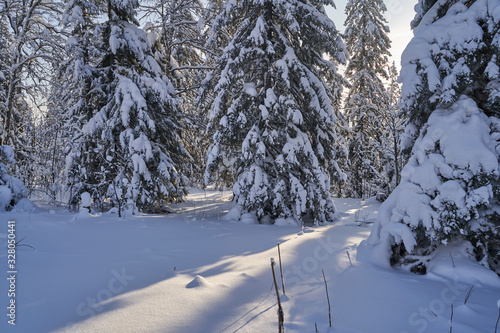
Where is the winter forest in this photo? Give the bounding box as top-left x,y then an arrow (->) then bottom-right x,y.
1,0 -> 500,332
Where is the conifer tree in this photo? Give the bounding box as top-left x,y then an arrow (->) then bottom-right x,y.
142,0 -> 206,105
343,0 -> 392,198
369,0 -> 500,275
202,0 -> 347,224
401,0 -> 499,152
142,0 -> 207,185
50,0 -> 101,208
63,0 -> 189,213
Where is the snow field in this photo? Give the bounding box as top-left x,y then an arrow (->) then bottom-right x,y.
0,189 -> 498,333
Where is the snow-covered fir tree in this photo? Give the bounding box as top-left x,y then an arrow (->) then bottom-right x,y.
63,0 -> 189,214
401,0 -> 500,153
142,0 -> 207,186
343,0 -> 392,199
54,0 -> 103,209
411,0 -> 461,30
44,0 -> 97,206
142,0 -> 205,97
368,0 -> 500,275
202,0 -> 347,224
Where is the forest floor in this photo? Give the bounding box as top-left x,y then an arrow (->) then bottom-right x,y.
1,188 -> 499,333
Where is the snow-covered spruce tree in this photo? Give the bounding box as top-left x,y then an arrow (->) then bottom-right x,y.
343,0 -> 392,199
401,0 -> 499,154
55,0 -> 103,209
142,0 -> 205,98
142,0 -> 207,186
368,0 -> 500,275
202,0 -> 347,224
65,0 -> 189,214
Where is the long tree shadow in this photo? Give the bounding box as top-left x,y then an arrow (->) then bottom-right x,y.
8,193 -> 378,333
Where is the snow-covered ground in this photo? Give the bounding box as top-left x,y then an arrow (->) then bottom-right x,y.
1,188 -> 499,333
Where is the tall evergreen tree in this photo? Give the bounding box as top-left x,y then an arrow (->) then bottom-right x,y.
142,0 -> 207,186
343,0 -> 392,198
49,0 -> 101,208
62,0 -> 189,213
401,0 -> 499,153
411,0 -> 461,29
142,0 -> 205,100
202,0 -> 347,224
369,0 -> 500,275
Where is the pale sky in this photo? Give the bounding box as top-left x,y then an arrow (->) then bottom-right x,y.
325,0 -> 419,68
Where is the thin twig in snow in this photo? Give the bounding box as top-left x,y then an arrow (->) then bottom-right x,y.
322,269 -> 332,327
464,285 -> 474,305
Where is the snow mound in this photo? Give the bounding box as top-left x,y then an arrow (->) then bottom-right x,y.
186,275 -> 211,289
426,242 -> 500,287
11,198 -> 41,213
0,186 -> 12,211
274,217 -> 300,226
222,205 -> 241,221
1,145 -> 14,163
81,192 -> 91,207
240,212 -> 258,224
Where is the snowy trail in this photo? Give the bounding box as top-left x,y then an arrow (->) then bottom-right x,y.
0,190 -> 499,333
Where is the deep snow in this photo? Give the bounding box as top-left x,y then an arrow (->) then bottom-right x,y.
0,188 -> 499,333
